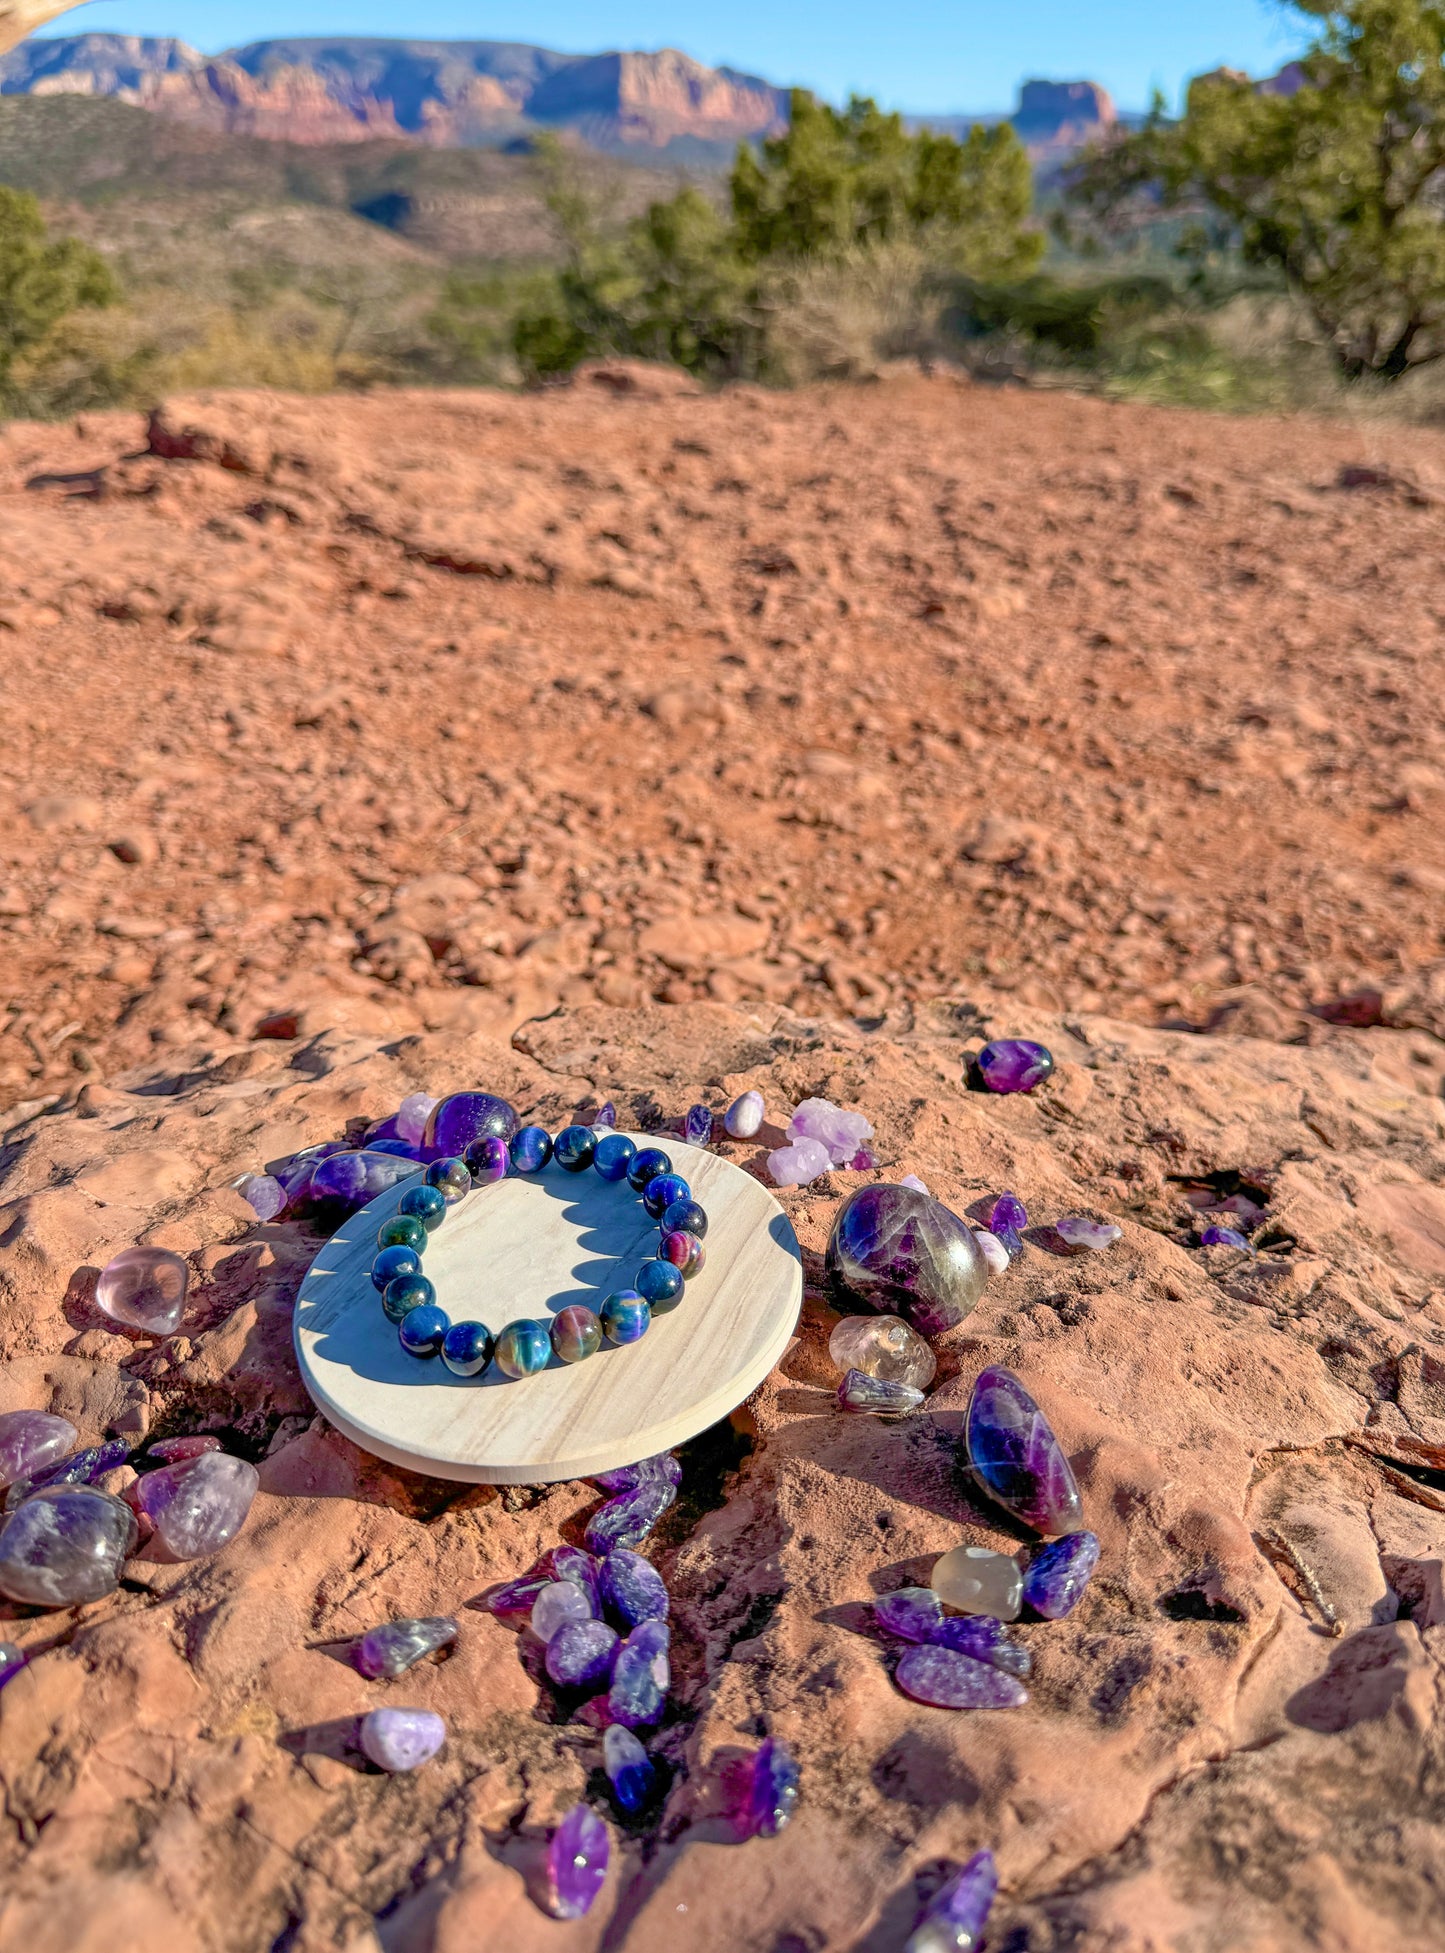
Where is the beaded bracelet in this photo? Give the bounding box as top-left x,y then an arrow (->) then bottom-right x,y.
368,1126 -> 709,1381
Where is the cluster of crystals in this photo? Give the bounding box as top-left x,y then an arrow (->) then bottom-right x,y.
906,1850 -> 999,1953
358,1097 -> 712,1382
973,1039 -> 1054,1095
768,1098 -> 876,1188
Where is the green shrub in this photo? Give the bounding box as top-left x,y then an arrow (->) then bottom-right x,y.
0,186 -> 114,400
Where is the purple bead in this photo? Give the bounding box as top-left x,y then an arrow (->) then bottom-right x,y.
875,1587 -> 945,1640
584,1477 -> 677,1554
684,1103 -> 713,1146
931,1615 -> 1032,1676
599,1549 -> 669,1630
907,1849 -> 998,1953
826,1184 -> 987,1339
354,1615 -> 458,1678
463,1134 -> 510,1183
607,1618 -> 670,1727
484,1571 -> 553,1620
989,1191 -> 1028,1235
546,1619 -> 620,1691
966,1365 -> 1083,1536
548,1804 -> 610,1919
838,1369 -> 924,1415
1022,1530 -> 1100,1619
1201,1224 -> 1253,1252
147,1434 -> 222,1465
423,1092 -> 519,1160
593,1451 -> 683,1494
894,1645 -> 1028,1709
0,1642 -> 26,1689
739,1737 -> 799,1838
549,1545 -> 603,1612
359,1706 -> 446,1772
0,1486 -> 137,1606
975,1039 -> 1054,1094
0,1411 -> 78,1488
5,1439 -> 130,1512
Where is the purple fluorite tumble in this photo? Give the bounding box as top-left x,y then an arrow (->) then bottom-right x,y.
423,1092 -> 519,1161
826,1184 -> 987,1339
0,1411 -> 78,1489
906,1849 -> 999,1953
1022,1531 -> 1100,1619
5,1439 -> 130,1512
894,1645 -> 1028,1710
548,1804 -> 610,1919
593,1451 -> 683,1494
599,1549 -> 669,1630
739,1737 -> 800,1838
354,1615 -> 458,1679
140,1452 -> 258,1559
684,1103 -> 713,1146
359,1706 -> 446,1772
0,1486 -> 137,1606
96,1246 -> 189,1336
966,1365 -> 1083,1537
608,1618 -> 670,1727
584,1477 -> 677,1555
975,1039 -> 1054,1094
546,1620 -> 620,1691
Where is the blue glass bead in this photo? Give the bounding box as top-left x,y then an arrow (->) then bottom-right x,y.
399,1183 -> 447,1232
600,1290 -> 650,1346
372,1243 -> 422,1292
399,1304 -> 450,1357
660,1198 -> 707,1240
441,1320 -> 495,1376
554,1125 -> 598,1173
377,1213 -> 428,1254
382,1272 -> 436,1324
493,1318 -> 552,1379
593,1133 -> 637,1182
643,1172 -> 690,1220
635,1259 -> 685,1313
424,1157 -> 471,1204
464,1135 -> 510,1183
627,1147 -> 672,1192
510,1125 -> 553,1173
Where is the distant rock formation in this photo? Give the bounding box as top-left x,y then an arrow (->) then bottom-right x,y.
1011,77 -> 1117,156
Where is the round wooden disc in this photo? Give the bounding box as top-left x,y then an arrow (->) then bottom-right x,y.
292,1136 -> 802,1484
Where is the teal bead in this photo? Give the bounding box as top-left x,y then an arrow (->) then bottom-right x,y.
494,1318 -> 552,1379
600,1290 -> 651,1346
377,1212 -> 428,1254
382,1272 -> 436,1324
399,1183 -> 448,1232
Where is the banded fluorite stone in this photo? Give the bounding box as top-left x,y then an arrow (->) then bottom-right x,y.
1021,1530 -> 1100,1619
826,1185 -> 987,1338
608,1618 -> 669,1727
354,1615 -> 457,1678
546,1619 -> 619,1690
894,1645 -> 1028,1709
584,1477 -> 677,1554
739,1737 -> 799,1837
423,1092 -> 518,1159
966,1365 -> 1083,1536
548,1804 -> 610,1919
905,1849 -> 998,1953
975,1039 -> 1054,1094
359,1706 -> 445,1772
0,1486 -> 137,1605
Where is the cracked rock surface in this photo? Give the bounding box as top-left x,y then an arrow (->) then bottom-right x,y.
1,997 -> 1443,1949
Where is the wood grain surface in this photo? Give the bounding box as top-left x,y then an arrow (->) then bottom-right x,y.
293,1135 -> 803,1483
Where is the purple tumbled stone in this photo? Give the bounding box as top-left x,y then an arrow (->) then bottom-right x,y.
1201,1224 -> 1253,1252
966,1365 -> 1083,1537
972,1229 -> 1011,1276
548,1804 -> 610,1919
990,1191 -> 1028,1235
739,1737 -> 800,1838
5,1439 -> 131,1512
875,1587 -> 945,1641
684,1103 -> 713,1146
423,1092 -> 519,1161
975,1039 -> 1054,1095
826,1184 -> 987,1339
95,1246 -> 189,1336
838,1369 -> 925,1415
147,1434 -> 222,1464
931,1615 -> 1031,1676
234,1172 -> 286,1221
394,1093 -> 438,1146
592,1451 -> 683,1494
1021,1530 -> 1100,1620
593,1102 -> 617,1130
599,1549 -> 669,1631
894,1645 -> 1028,1709
607,1618 -> 670,1727
141,1452 -> 259,1559
354,1615 -> 458,1679
546,1619 -> 620,1691
1054,1215 -> 1121,1252
906,1849 -> 999,1953
584,1477 -> 677,1555
724,1089 -> 765,1139
0,1642 -> 26,1688
0,1485 -> 137,1606
308,1150 -> 419,1216
359,1706 -> 446,1772
532,1580 -> 595,1643
484,1571 -> 553,1620
548,1545 -> 603,1612
0,1411 -> 78,1489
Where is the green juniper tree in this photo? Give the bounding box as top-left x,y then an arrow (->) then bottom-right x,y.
0,187 -> 114,397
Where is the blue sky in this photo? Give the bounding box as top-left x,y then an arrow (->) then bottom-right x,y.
41,0 -> 1310,114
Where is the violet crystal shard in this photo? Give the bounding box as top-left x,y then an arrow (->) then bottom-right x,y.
5,1440 -> 131,1511
599,1549 -> 669,1630
422,1091 -> 519,1160
895,1645 -> 1028,1710
484,1570 -> 553,1620
739,1737 -> 799,1838
95,1245 -> 189,1336
1022,1531 -> 1100,1620
147,1434 -> 222,1464
548,1804 -> 610,1919
906,1849 -> 999,1953
0,1411 -> 78,1488
354,1616 -> 458,1679
0,1642 -> 27,1689
838,1370 -> 925,1415
359,1706 -> 446,1772
966,1365 -> 1083,1537
607,1618 -> 670,1727
592,1451 -> 683,1494
1053,1215 -> 1121,1252
0,1486 -> 137,1606
826,1184 -> 987,1339
975,1039 -> 1054,1095
584,1476 -> 677,1555
987,1190 -> 1028,1261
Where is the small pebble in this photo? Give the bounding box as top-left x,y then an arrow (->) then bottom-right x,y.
1054,1215 -> 1122,1251
354,1616 -> 458,1679
899,1173 -> 930,1193
975,1039 -> 1054,1094
95,1246 -> 189,1336
599,1549 -> 669,1630
359,1706 -> 446,1772
930,1544 -> 1023,1621
723,1089 -> 765,1139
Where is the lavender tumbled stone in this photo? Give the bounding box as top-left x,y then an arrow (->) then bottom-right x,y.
584,1477 -> 677,1554
308,1150 -> 419,1216
1054,1215 -> 1121,1252
906,1849 -> 999,1953
972,1229 -> 1011,1277
549,1804 -> 610,1919
547,1619 -> 620,1691
827,1184 -> 987,1338
608,1618 -> 670,1727
724,1089 -> 765,1139
234,1172 -> 287,1221
875,1587 -> 945,1641
739,1737 -> 799,1838
895,1645 -> 1028,1709
359,1706 -> 445,1772
838,1369 -> 925,1415
1022,1530 -> 1100,1619
354,1615 -> 458,1679
549,1545 -> 603,1611
532,1579 -> 595,1643
0,1486 -> 137,1606
599,1550 -> 669,1630
932,1615 -> 1032,1676
0,1411 -> 78,1489
966,1365 -> 1083,1537
96,1246 -> 189,1336
975,1039 -> 1054,1094
423,1091 -> 519,1160
144,1453 -> 259,1559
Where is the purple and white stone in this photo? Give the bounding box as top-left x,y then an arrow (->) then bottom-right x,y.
1022,1531 -> 1100,1619
592,1452 -> 683,1494
147,1434 -> 222,1464
546,1620 -> 620,1691
394,1093 -> 438,1146
139,1453 -> 258,1560
966,1364 -> 1084,1537
1054,1215 -> 1121,1252
0,1411 -> 79,1489
607,1618 -> 670,1728
975,1039 -> 1054,1095
838,1369 -> 925,1415
593,1102 -> 617,1130
604,1723 -> 657,1813
789,1097 -> 875,1165
584,1477 -> 677,1555
738,1737 -> 800,1837
548,1804 -> 610,1919
899,1173 -> 930,1194
354,1616 -> 458,1679
684,1103 -> 713,1146
599,1550 -> 669,1631
6,1440 -> 131,1512
0,1486 -> 138,1606
531,1579 -> 595,1643
932,1615 -> 1032,1675
874,1587 -> 946,1641
484,1571 -> 554,1620
826,1184 -> 988,1339
895,1645 -> 1028,1709
724,1089 -> 765,1139
548,1545 -> 603,1612
233,1173 -> 287,1221
972,1229 -> 1011,1277
768,1136 -> 832,1188
906,1849 -> 999,1953
308,1150 -> 419,1216
1200,1224 -> 1253,1252
95,1246 -> 189,1336
359,1706 -> 446,1772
